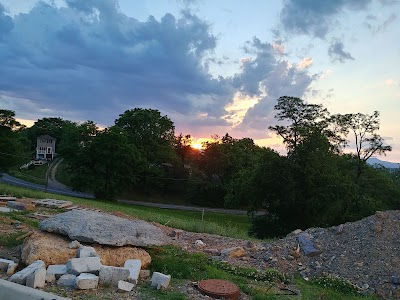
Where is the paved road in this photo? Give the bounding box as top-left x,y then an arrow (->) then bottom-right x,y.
0,173 -> 94,198
0,173 -> 258,215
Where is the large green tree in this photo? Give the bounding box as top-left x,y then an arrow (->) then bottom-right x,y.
67,126 -> 145,199
115,108 -> 176,163
0,110 -> 24,172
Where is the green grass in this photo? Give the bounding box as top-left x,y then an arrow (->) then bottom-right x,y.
0,231 -> 27,248
54,161 -> 73,188
9,164 -> 48,185
0,183 -> 251,239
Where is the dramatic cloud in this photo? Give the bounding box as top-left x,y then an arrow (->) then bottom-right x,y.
231,38 -> 317,133
328,40 -> 355,63
280,0 -> 372,39
0,1 -> 232,125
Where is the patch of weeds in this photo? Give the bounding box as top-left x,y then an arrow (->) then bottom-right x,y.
0,231 -> 26,248
313,275 -> 359,295
138,284 -> 187,300
210,259 -> 286,283
0,211 -> 39,228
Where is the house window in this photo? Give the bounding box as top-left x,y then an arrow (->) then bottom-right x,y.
47,147 -> 52,154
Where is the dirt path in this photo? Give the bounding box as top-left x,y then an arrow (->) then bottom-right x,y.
47,158 -> 67,190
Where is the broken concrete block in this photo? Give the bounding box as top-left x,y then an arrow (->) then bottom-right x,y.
0,196 -> 16,201
76,273 -> 99,290
221,247 -> 246,258
57,274 -> 76,287
118,280 -> 135,292
99,266 -> 130,286
66,257 -> 102,275
7,261 -> 18,275
47,264 -> 67,279
26,266 -> 46,288
78,246 -> 98,258
124,259 -> 141,284
139,270 -> 150,280
10,260 -> 45,285
0,258 -> 16,271
150,272 -> 171,290
298,234 -> 322,257
68,240 -> 81,249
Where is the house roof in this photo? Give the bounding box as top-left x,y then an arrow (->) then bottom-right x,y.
37,134 -> 56,140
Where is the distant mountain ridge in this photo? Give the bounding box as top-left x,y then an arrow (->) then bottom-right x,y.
367,157 -> 400,169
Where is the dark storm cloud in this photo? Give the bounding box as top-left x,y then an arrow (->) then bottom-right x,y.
328,40 -> 355,63
0,0 -> 232,124
280,0 -> 372,39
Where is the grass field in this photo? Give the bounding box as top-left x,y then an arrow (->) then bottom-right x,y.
9,164 -> 48,185
0,183 -> 251,239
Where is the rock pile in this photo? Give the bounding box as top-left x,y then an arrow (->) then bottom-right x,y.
250,210 -> 400,299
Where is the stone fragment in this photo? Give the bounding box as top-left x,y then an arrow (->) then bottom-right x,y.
168,229 -> 184,238
203,249 -> 220,255
118,280 -> 135,292
46,273 -> 56,283
66,257 -> 102,275
99,266 -> 130,286
221,247 -> 246,258
150,272 -> 171,290
40,210 -> 170,246
139,270 -> 150,280
57,274 -> 76,287
76,273 -> 99,290
298,234 -> 322,257
0,196 -> 16,201
291,229 -> 303,235
47,264 -> 67,279
78,246 -> 98,258
7,262 -> 18,275
7,201 -> 35,211
68,240 -> 81,249
124,259 -> 141,284
0,258 -> 16,271
22,232 -> 151,268
194,240 -> 205,247
10,260 -> 45,285
26,266 -> 46,288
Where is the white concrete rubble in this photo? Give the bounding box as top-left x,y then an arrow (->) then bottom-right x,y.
57,274 -> 77,287
0,279 -> 71,300
0,258 -> 16,272
45,273 -> 56,284
99,266 -> 130,286
150,272 -> 171,290
9,260 -> 45,285
118,280 -> 135,292
47,264 -> 68,279
124,259 -> 141,284
26,266 -> 46,288
7,262 -> 18,276
77,246 -> 98,258
66,257 -> 102,275
75,273 -> 99,290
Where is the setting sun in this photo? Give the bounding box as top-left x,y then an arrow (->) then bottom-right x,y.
191,143 -> 203,150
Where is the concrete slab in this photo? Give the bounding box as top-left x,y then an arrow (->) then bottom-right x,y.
124,259 -> 141,284
66,257 -> 102,275
9,260 -> 45,285
99,266 -> 130,286
76,273 -> 99,290
0,278 -> 70,300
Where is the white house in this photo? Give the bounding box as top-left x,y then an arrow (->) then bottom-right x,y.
36,135 -> 56,161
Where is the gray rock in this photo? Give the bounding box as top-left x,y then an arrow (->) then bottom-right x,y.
76,273 -> 99,290
26,266 -> 46,288
66,257 -> 102,275
10,260 -> 45,285
78,246 -> 98,258
68,240 -> 81,249
0,258 -> 16,272
298,234 -> 322,257
150,272 -> 171,290
57,274 -> 76,287
391,276 -> 400,285
40,210 -> 170,247
99,266 -> 130,286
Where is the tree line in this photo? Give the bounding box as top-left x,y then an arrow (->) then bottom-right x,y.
1,96 -> 399,237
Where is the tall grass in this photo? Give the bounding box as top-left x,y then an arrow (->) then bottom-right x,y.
0,183 -> 251,239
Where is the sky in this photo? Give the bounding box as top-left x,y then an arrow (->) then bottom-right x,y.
0,0 -> 399,161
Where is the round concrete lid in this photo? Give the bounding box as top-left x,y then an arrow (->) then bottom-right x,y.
197,279 -> 240,300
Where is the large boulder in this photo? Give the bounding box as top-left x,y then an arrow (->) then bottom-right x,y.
22,232 -> 151,268
40,210 -> 170,247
